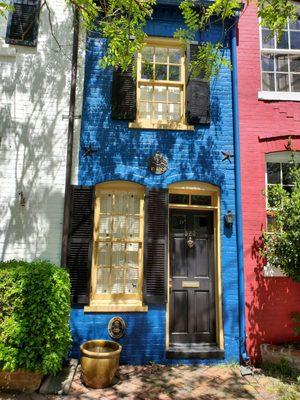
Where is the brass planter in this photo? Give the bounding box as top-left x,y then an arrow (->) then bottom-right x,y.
80,340 -> 122,389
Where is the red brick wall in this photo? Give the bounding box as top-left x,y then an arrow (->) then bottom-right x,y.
237,3 -> 300,362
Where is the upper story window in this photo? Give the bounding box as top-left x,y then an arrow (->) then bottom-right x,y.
111,38 -> 211,129
129,38 -> 194,130
5,0 -> 41,47
265,151 -> 300,228
260,18 -> 300,93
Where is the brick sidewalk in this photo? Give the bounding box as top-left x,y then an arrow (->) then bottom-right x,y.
0,365 -> 299,400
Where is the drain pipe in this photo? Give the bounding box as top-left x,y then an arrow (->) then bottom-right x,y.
61,6 -> 80,267
231,22 -> 249,363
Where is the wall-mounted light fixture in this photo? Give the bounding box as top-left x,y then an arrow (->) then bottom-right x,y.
225,210 -> 234,227
18,191 -> 26,207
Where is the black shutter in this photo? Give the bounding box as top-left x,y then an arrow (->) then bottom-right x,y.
111,66 -> 136,121
186,44 -> 210,125
143,189 -> 168,305
6,0 -> 41,47
67,186 -> 94,305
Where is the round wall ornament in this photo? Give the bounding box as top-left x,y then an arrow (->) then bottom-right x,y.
108,317 -> 126,339
148,151 -> 168,175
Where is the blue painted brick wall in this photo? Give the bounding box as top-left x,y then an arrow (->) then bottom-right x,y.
73,7 -> 240,364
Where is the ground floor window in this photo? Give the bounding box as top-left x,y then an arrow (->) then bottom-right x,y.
265,151 -> 300,229
90,182 -> 145,307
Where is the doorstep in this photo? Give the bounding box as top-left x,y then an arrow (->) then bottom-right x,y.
166,343 -> 225,359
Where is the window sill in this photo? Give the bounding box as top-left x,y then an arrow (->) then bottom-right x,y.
129,121 -> 194,131
84,302 -> 148,313
258,91 -> 300,102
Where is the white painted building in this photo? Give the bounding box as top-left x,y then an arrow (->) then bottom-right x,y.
0,0 -> 83,264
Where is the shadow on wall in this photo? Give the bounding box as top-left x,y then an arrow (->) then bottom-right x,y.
247,233 -> 300,363
0,4 -> 83,263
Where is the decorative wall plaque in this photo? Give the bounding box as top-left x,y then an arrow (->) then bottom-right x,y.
148,151 -> 168,175
108,317 -> 126,339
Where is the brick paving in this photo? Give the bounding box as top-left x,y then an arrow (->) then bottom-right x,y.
0,364 -> 299,400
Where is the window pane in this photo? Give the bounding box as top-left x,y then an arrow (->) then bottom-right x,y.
169,48 -> 181,64
168,103 -> 180,121
114,193 -> 127,214
169,194 -> 189,204
112,243 -> 125,267
267,215 -> 276,231
153,102 -> 167,120
267,162 -> 280,184
169,65 -> 180,81
127,217 -> 140,239
290,31 -> 300,49
261,54 -> 274,71
100,194 -> 112,213
140,101 -> 152,119
291,74 -> 300,91
262,72 -> 275,91
155,47 -> 168,63
126,243 -> 139,268
96,268 -> 110,294
290,55 -> 300,72
98,243 -> 110,266
140,86 -> 153,101
261,29 -> 275,48
283,185 -> 293,194
282,163 -> 293,184
171,214 -> 186,230
128,195 -> 140,215
154,86 -> 167,102
191,195 -> 212,206
276,73 -> 289,91
141,46 -> 154,62
141,63 -> 154,80
155,64 -> 168,80
275,55 -> 288,72
168,87 -> 180,103
277,31 -> 289,49
112,215 -> 126,238
99,216 -> 112,238
289,17 -> 300,30
125,268 -> 138,294
267,185 -> 277,208
111,268 -> 124,293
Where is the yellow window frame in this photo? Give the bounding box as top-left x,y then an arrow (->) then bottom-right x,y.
129,37 -> 194,131
85,181 -> 148,313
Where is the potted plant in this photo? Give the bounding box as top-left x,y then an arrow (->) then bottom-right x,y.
80,340 -> 122,389
0,260 -> 71,391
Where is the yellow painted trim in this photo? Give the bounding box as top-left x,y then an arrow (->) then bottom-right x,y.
132,37 -> 193,131
129,121 -> 194,131
89,181 -> 147,311
166,181 -> 224,350
84,305 -> 148,313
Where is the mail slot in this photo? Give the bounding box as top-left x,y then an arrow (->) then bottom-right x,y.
182,281 -> 200,288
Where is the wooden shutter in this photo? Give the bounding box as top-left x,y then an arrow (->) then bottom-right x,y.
143,189 -> 168,305
67,186 -> 95,305
111,66 -> 136,121
6,0 -> 41,47
186,44 -> 210,125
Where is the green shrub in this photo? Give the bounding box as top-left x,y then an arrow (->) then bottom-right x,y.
0,260 -> 71,374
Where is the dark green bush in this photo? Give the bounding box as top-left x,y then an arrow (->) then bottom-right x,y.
0,260 -> 71,374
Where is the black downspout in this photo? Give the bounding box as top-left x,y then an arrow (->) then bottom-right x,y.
61,7 -> 80,267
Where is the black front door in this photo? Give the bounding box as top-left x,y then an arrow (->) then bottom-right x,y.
169,209 -> 216,344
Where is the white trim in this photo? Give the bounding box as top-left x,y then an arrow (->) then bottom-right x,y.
258,90 -> 300,101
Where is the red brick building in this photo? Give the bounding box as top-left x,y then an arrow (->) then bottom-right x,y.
237,4 -> 300,362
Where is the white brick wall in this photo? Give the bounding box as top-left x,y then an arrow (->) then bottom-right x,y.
0,0 -> 84,264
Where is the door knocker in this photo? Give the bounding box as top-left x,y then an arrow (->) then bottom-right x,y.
185,231 -> 196,248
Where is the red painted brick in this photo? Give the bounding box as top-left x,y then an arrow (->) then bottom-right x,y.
237,4 -> 300,363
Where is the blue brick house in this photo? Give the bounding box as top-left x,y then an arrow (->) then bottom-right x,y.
68,2 -> 245,364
